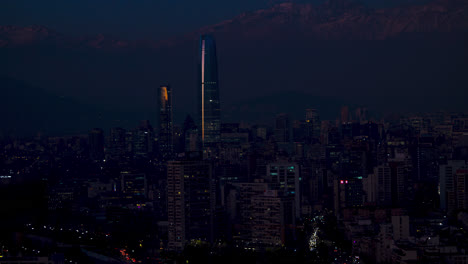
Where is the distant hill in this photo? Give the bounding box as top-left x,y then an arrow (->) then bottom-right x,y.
2,0 -> 468,47
1,77 -> 148,136
191,0 -> 468,41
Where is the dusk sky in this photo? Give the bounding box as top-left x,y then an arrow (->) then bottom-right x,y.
0,0 -> 423,39
0,0 -> 277,39
1,0 -> 467,135
2,1 -> 468,262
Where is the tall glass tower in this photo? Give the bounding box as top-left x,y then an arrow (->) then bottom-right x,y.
198,35 -> 220,148
158,85 -> 173,159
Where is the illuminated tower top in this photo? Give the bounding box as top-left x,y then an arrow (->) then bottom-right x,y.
198,35 -> 220,148
158,85 -> 173,159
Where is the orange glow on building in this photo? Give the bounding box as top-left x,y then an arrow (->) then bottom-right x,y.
162,86 -> 168,102
201,39 -> 205,142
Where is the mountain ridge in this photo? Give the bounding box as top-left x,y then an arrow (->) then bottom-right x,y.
1,0 -> 468,135
1,0 -> 468,49
192,0 -> 468,40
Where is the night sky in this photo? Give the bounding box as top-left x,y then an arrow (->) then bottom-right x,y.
1,0 -> 468,135
0,0 -> 427,39
2,3 -> 468,263
0,0 -> 277,39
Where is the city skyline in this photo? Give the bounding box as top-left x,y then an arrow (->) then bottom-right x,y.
2,0 -> 468,136
2,0 -> 468,263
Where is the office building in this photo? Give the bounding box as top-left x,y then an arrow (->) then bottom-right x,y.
89,128 -> 104,161
267,162 -> 301,219
305,109 -> 321,143
440,160 -> 467,212
198,35 -> 220,149
108,127 -> 126,159
250,190 -> 295,247
133,120 -> 153,159
274,113 -> 291,143
341,106 -> 349,124
167,160 -> 214,251
158,85 -> 174,159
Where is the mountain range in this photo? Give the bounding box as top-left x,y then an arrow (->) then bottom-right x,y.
1,0 -> 468,135
1,0 -> 468,48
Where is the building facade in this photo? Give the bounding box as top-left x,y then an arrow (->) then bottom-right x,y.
198,35 -> 220,150
158,85 -> 173,159
167,160 -> 215,251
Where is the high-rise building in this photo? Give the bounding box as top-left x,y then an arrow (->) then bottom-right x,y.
182,115 -> 198,153
341,106 -> 349,124
234,180 -> 296,247
364,161 -> 408,206
355,107 -> 368,123
366,165 -> 392,206
440,160 -> 468,212
274,113 -> 291,143
334,177 -> 364,218
235,180 -> 270,242
250,190 -> 295,247
167,160 -> 215,251
456,168 -> 468,210
198,35 -> 220,149
89,128 -> 104,161
389,161 -> 408,206
440,160 -> 466,212
133,120 -> 154,159
292,120 -> 306,143
255,126 -> 267,140
158,85 -> 173,159
125,130 -> 133,154
267,162 -> 301,219
305,109 -> 321,143
108,127 -> 126,159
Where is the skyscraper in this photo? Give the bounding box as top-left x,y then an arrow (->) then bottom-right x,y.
198,35 -> 220,149
89,128 -> 104,161
108,127 -> 126,160
167,160 -> 214,251
133,120 -> 153,159
341,106 -> 349,124
305,109 -> 321,143
274,113 -> 291,143
158,85 -> 173,159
